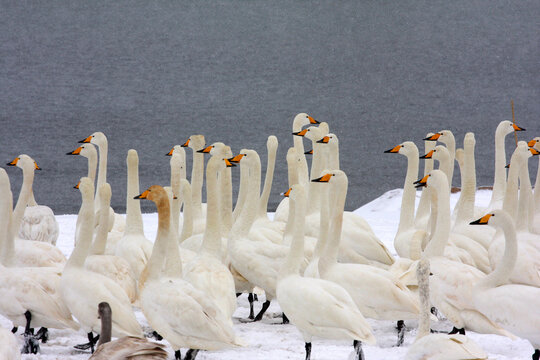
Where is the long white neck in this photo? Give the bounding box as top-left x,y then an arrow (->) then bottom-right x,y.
477,212 -> 517,289
397,144 -> 419,233
220,149 -> 233,237
232,160 -> 248,222
179,180 -> 193,241
312,181 -> 330,258
307,141 -> 326,215
86,150 -> 97,185
147,193 -> 177,280
434,146 -> 452,190
441,133 -> 456,186
293,122 -> 309,188
490,124 -> 509,208
279,185 -> 306,278
258,136 -> 277,218
0,170 -> 14,266
191,150 -> 204,220
231,152 -> 261,239
415,257 -> 431,339
170,153 -> 182,241
90,184 -> 111,255
535,153 -> 540,212
66,181 -> 95,269
10,162 -> 34,237
125,150 -> 144,235
328,141 -> 340,170
95,138 -> 108,211
424,171 -> 451,258
415,136 -> 436,225
502,148 -> 523,221
202,156 -> 223,258
455,134 -> 477,224
517,153 -> 535,232
319,173 -> 347,274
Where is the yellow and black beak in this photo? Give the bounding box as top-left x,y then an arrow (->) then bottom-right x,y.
281,188 -> 292,197
74,181 -> 81,189
384,145 -> 401,154
312,173 -> 332,183
423,133 -> 441,141
224,158 -> 236,167
505,163 -> 510,169
196,145 -> 213,153
66,146 -> 82,156
528,139 -> 538,147
78,135 -> 92,143
414,175 -> 429,188
420,150 -> 434,159
6,157 -> 19,166
513,123 -> 526,131
470,214 -> 492,225
308,115 -> 320,124
316,136 -> 330,144
304,149 -> 313,155
181,139 -> 190,147
292,129 -> 308,137
34,162 -> 41,171
530,148 -> 540,156
228,154 -> 245,163
166,147 -> 174,156
134,189 -> 150,199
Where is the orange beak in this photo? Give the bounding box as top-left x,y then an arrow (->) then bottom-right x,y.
312,173 -> 332,183
512,123 -> 525,131
530,148 -> 540,156
470,214 -> 492,225
307,115 -> 320,124
6,157 -> 19,166
304,149 -> 313,155
423,133 -> 441,141
79,135 -> 92,143
292,129 -> 308,137
166,147 -> 174,156
528,139 -> 538,147
34,162 -> 41,171
74,181 -> 81,189
224,158 -> 236,167
420,150 -> 434,159
66,146 -> 82,155
281,188 -> 292,197
414,175 -> 429,188
228,154 -> 245,163
196,145 -> 213,153
316,136 -> 330,144
134,189 -> 150,199
384,145 -> 402,153
181,139 -> 190,147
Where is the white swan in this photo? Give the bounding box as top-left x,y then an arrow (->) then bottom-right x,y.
60,177 -> 142,353
488,142 -> 540,286
276,183 -> 375,360
15,155 -> 59,245
0,168 -> 79,354
313,170 -> 420,346
183,153 -> 237,322
89,302 -> 168,360
85,183 -> 138,303
470,210 -> 540,360
137,185 -> 241,360
115,149 -> 153,281
488,120 -> 526,210
181,134 -> 207,234
6,155 -> 66,268
410,170 -> 515,338
405,257 -> 488,360
79,131 -> 125,233
0,327 -> 20,360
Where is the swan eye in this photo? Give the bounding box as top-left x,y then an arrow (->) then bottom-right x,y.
429,272 -> 433,276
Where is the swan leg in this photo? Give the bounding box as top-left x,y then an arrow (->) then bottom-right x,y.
236,292 -> 241,298
282,313 -> 289,324
151,330 -> 163,341
74,332 -> 99,353
21,311 -> 40,354
396,320 -> 405,346
248,293 -> 255,319
253,293 -> 258,301
11,327 -> 17,333
174,350 -> 181,360
448,326 -> 465,335
354,340 -> 365,360
35,327 -> 49,343
533,349 -> 540,360
184,349 -> 199,360
305,342 -> 312,360
253,300 -> 271,322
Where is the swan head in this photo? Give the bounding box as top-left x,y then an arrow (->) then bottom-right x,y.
6,154 -> 40,171
384,141 -> 417,157
295,126 -> 323,142
77,177 -> 94,197
424,130 -> 454,145
497,120 -> 526,136
316,133 -> 339,146
79,131 -> 106,145
413,170 -> 448,189
134,185 -> 169,204
267,135 -> 278,151
166,145 -> 184,157
183,135 -> 205,151
528,137 -> 540,151
66,143 -> 97,159
311,169 -> 347,185
470,209 -> 514,229
197,142 -> 226,155
420,145 -> 449,161
293,113 -> 319,128
318,122 -> 330,136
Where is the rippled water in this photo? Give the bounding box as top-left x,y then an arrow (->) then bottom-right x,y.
1,1 -> 539,214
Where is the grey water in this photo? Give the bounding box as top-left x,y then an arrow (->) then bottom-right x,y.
1,1 -> 539,214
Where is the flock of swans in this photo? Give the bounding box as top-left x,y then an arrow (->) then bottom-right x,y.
0,113 -> 540,360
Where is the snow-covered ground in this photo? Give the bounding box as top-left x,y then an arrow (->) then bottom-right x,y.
2,189 -> 534,359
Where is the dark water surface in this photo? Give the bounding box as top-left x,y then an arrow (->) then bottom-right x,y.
1,1 -> 539,214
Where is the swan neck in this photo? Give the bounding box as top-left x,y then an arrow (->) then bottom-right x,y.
96,140 -> 108,196
0,186 -> 13,266
415,140 -> 436,223
292,124 -> 309,188
516,159 -> 533,231
312,184 -> 330,258
490,127 -> 508,207
66,190 -> 95,269
502,154 -> 521,220
307,143 -> 325,214
424,179 -> 451,257
125,154 -> 144,234
90,194 -> 110,255
97,311 -> 112,346
11,165 -> 34,235
87,153 -> 97,185
280,189 -> 305,277
232,161 -> 248,222
455,142 -> 476,223
320,177 -> 347,273
258,143 -> 277,218
148,196 -> 176,279
170,161 -> 182,240
179,183 -> 193,241
220,167 -> 233,236
398,149 -> 419,233
191,152 -> 204,219
232,156 -> 261,238
202,157 -> 223,258
534,156 -> 540,209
